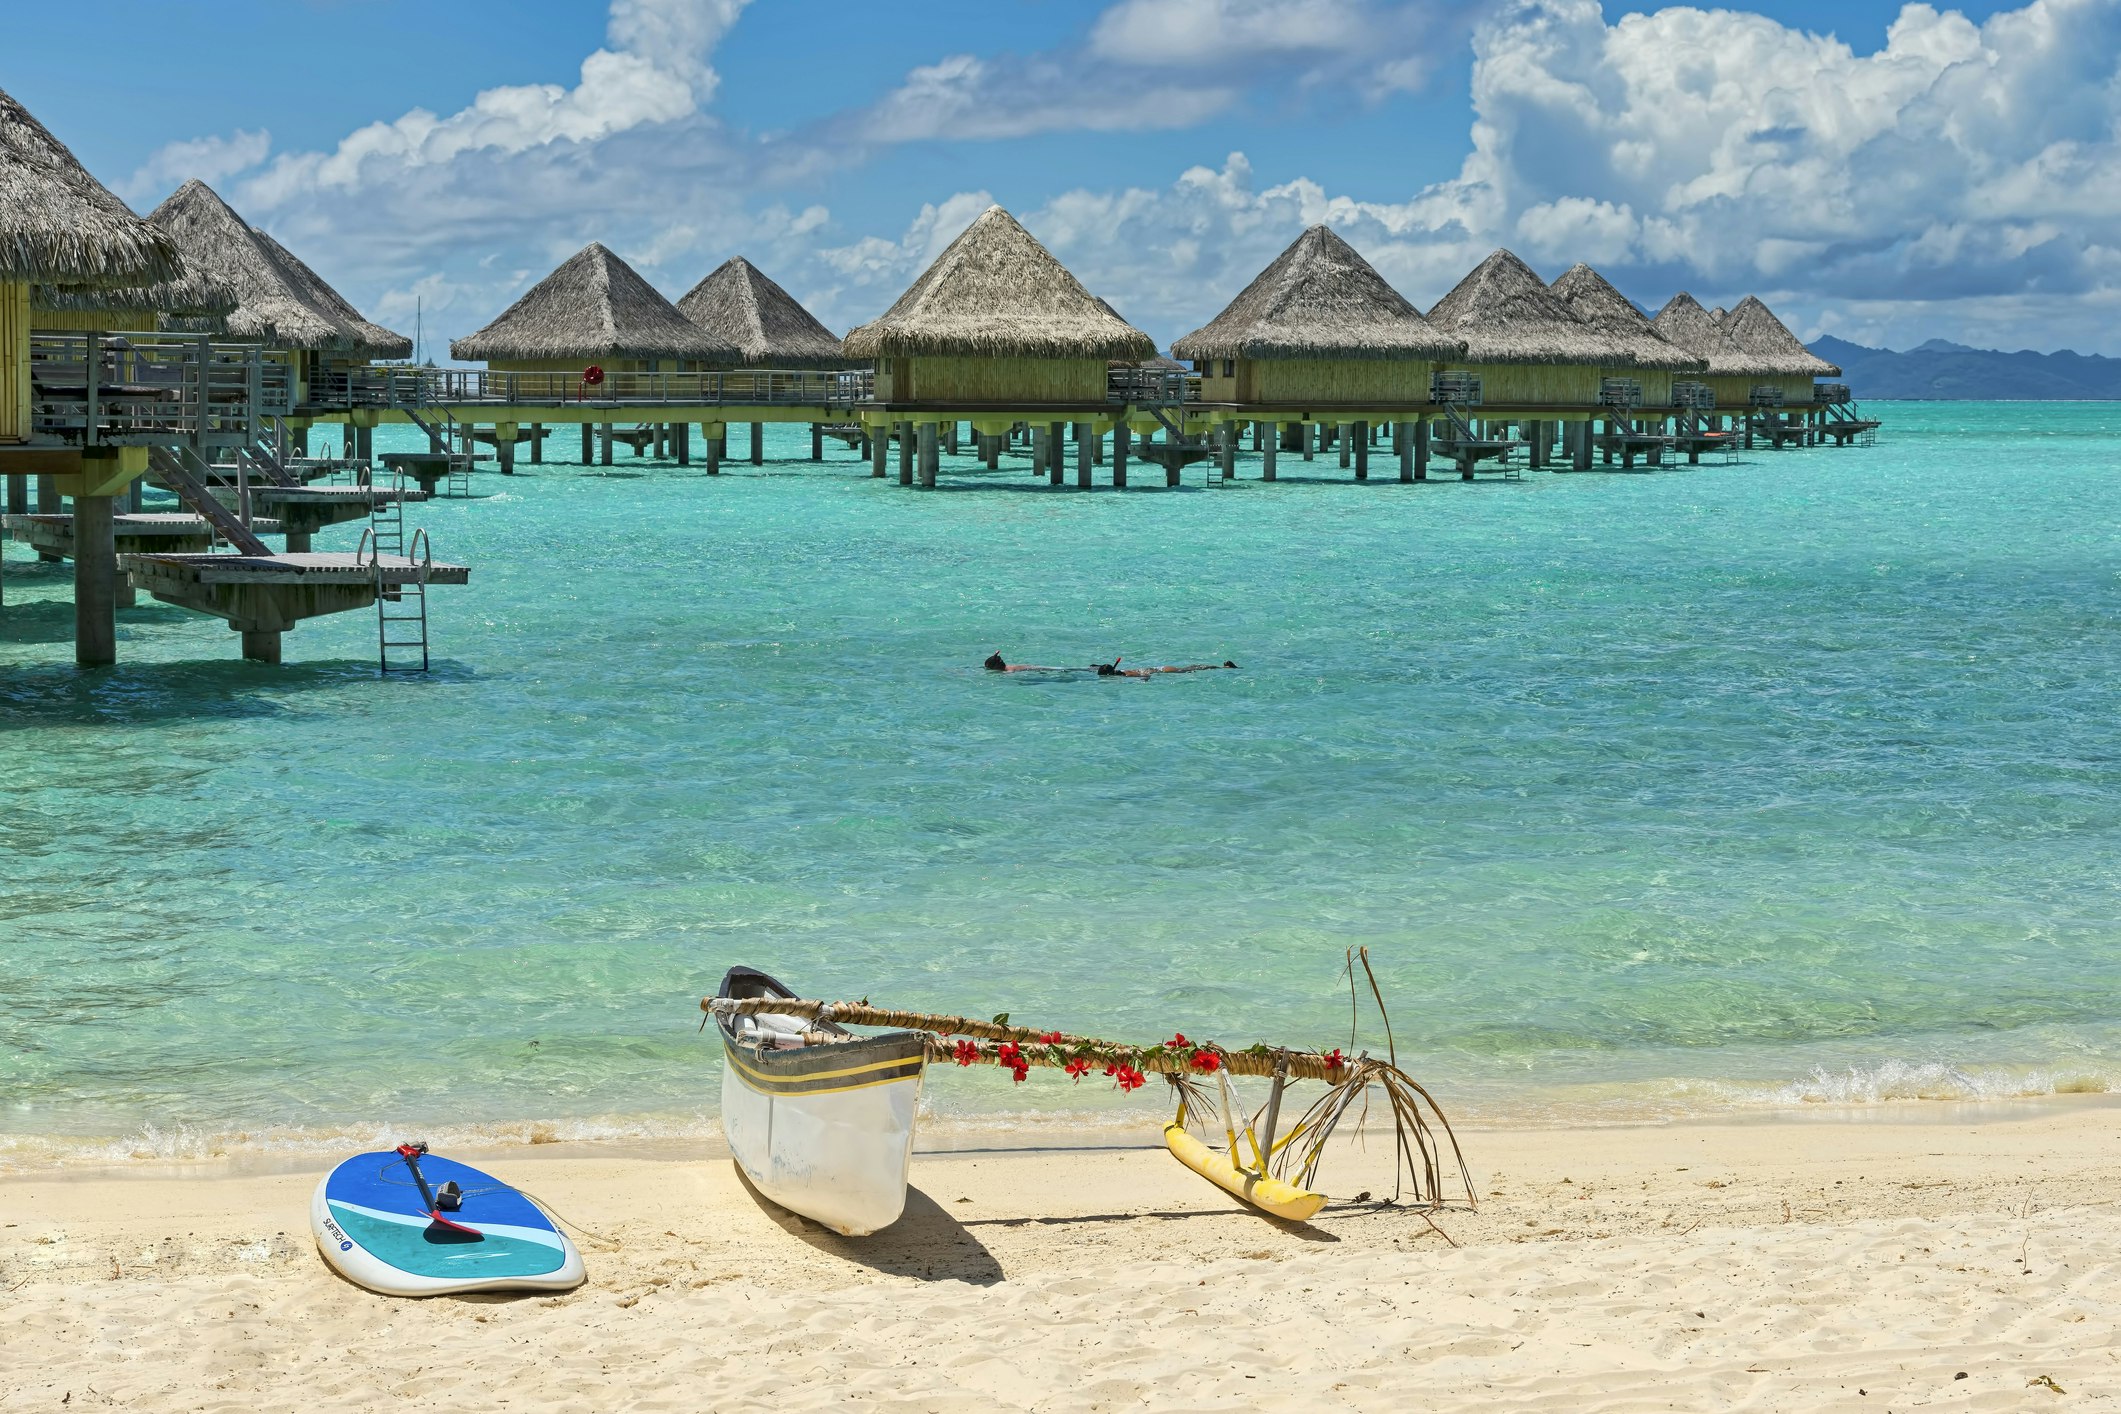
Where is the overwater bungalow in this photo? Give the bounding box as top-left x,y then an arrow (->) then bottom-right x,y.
149,180 -> 409,426
1,83 -> 185,658
1422,249 -> 1613,407
1,88 -> 456,671
842,205 -> 1153,488
677,257 -> 844,368
1719,295 -> 1841,405
1649,292 -> 1774,411
674,256 -> 851,464
1170,224 -> 1463,480
450,241 -> 737,467
1546,264 -> 1702,408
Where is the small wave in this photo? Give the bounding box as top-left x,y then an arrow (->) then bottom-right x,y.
1705,1059 -> 2115,1108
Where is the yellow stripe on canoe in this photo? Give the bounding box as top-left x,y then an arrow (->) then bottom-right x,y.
723,1044 -> 924,1086
1164,1122 -> 1327,1223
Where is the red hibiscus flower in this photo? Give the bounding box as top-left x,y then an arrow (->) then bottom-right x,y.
1167,1033 -> 1189,1050
1039,1031 -> 1063,1044
952,1040 -> 980,1067
1321,1048 -> 1345,1071
1064,1057 -> 1091,1082
1189,1049 -> 1222,1074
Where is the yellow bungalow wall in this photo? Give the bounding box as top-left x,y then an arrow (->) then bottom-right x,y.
1,282 -> 27,443
1245,358 -> 1437,404
894,355 -> 1106,404
1452,362 -> 1603,406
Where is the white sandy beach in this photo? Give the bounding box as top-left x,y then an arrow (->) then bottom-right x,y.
4,1100 -> 2118,1412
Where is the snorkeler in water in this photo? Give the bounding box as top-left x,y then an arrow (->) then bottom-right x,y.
985,652 -> 1076,673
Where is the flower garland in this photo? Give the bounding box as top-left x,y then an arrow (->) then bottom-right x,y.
939,1029 -> 1320,1093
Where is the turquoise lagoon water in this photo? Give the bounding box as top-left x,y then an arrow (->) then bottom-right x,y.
2,403 -> 2118,1164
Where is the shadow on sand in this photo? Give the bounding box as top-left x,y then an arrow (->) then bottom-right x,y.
733,1166 -> 1003,1285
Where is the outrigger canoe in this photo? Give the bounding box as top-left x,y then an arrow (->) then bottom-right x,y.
715,966 -> 928,1236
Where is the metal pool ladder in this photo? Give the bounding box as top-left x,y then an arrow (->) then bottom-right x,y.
358,524 -> 434,674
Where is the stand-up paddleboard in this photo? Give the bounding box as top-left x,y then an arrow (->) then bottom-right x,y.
311,1144 -> 586,1296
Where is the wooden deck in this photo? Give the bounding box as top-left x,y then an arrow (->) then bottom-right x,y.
122,552 -> 469,587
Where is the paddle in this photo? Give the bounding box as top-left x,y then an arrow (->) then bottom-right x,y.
394,1143 -> 483,1237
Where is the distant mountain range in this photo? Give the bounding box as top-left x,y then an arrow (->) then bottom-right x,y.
1811,335 -> 2121,400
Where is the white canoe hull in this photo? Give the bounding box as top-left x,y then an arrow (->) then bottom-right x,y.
720,1029 -> 925,1237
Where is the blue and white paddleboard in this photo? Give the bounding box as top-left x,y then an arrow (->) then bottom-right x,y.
311,1147 -> 586,1297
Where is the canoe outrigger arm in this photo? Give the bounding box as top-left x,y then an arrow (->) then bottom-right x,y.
700,991 -> 1475,1219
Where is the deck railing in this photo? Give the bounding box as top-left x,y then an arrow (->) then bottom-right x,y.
28,332 -> 289,449
311,366 -> 877,411
302,363 -> 1202,413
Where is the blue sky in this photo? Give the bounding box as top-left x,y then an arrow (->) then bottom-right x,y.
9,0 -> 2115,357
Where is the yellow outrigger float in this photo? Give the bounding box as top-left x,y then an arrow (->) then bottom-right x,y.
703,953 -> 1472,1227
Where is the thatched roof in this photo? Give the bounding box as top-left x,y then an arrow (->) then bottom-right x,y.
0,85 -> 180,286
842,206 -> 1154,361
1547,264 -> 1702,371
676,257 -> 843,367
149,181 -> 405,355
252,229 -> 411,359
32,249 -> 237,323
1650,293 -> 1776,377
1171,225 -> 1463,363
1720,295 -> 1841,377
1423,249 -> 1613,365
452,242 -> 732,363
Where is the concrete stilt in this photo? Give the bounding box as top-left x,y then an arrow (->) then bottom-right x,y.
983,434 -> 1000,470
1164,432 -> 1182,488
899,423 -> 915,485
1413,420 -> 1429,480
73,494 -> 116,668
6,475 -> 24,515
705,427 -> 722,475
1572,420 -> 1593,471
918,422 -> 938,489
36,475 -> 57,512
240,628 -> 281,664
1303,423 -> 1316,461
1263,429 -> 1278,482
1338,426 -> 1351,470
869,426 -> 887,477
811,423 -> 824,461
1527,420 -> 1545,470
750,422 -> 764,465
127,477 -> 143,513
676,423 -> 690,466
531,425 -> 546,464
1218,424 -> 1235,480
1047,421 -> 1064,487
600,424 -> 614,466
1075,423 -> 1092,489
1353,420 -> 1369,481
944,421 -> 959,456
497,437 -> 516,476
1113,425 -> 1129,487
1395,422 -> 1412,482
581,424 -> 593,463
